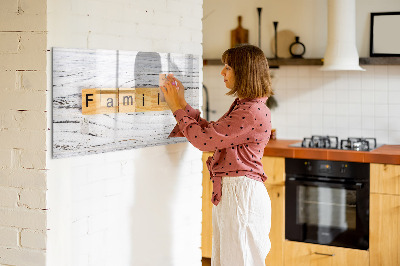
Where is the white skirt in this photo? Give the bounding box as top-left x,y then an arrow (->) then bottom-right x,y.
212,176 -> 271,266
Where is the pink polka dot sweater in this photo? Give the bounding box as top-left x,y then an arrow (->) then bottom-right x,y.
168,97 -> 272,206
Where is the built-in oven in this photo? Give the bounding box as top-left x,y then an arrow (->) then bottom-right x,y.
285,158 -> 370,250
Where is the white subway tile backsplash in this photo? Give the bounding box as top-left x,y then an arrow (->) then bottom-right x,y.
348,71 -> 362,90
374,117 -> 389,131
374,90 -> 388,105
336,103 -> 349,116
374,78 -> 388,91
336,115 -> 348,129
298,77 -> 311,89
361,103 -> 375,117
389,104 -> 400,117
375,104 -> 389,117
362,116 -> 375,130
323,115 -> 336,129
286,77 -> 299,89
348,116 -> 362,129
349,128 -> 363,137
348,90 -> 362,104
361,90 -> 374,104
323,103 -> 336,115
285,66 -> 298,77
323,87 -> 336,103
335,73 -> 349,90
388,117 -> 400,131
388,76 -> 400,91
388,65 -> 400,76
374,65 -> 388,77
374,130 -> 389,144
388,91 -> 400,105
203,65 -> 400,144
388,131 -> 400,143
298,67 -> 311,78
336,90 -> 349,103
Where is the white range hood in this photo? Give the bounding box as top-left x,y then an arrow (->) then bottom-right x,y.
320,0 -> 365,71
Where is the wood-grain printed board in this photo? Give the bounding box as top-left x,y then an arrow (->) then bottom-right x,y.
52,47 -> 200,159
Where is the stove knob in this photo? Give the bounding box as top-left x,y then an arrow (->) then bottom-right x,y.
340,164 -> 347,174
305,162 -> 312,171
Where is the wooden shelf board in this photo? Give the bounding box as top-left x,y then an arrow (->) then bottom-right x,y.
204,57 -> 400,67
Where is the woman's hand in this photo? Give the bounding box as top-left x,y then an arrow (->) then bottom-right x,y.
161,76 -> 184,113
172,76 -> 187,108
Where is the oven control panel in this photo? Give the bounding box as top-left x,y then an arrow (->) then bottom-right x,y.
286,158 -> 369,180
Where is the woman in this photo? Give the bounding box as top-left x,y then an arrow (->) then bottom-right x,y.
162,44 -> 273,266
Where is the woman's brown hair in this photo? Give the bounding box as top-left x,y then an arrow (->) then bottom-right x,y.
221,44 -> 273,99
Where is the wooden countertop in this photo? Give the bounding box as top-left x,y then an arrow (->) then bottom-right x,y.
263,139 -> 400,165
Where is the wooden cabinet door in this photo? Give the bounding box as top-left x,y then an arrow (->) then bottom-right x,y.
264,184 -> 285,266
370,163 -> 400,195
201,154 -> 286,264
262,156 -> 285,186
202,152 -> 213,258
370,193 -> 400,266
284,241 -> 369,266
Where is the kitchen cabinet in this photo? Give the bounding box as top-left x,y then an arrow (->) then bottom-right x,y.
284,241 -> 369,266
370,163 -> 400,266
370,163 -> 400,195
261,156 -> 285,266
202,152 -> 213,258
201,154 -> 286,266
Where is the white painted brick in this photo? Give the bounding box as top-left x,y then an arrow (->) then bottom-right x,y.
20,229 -> 46,249
16,70 -> 47,91
20,149 -> 46,170
88,212 -> 109,233
151,11 -> 180,27
0,13 -> 46,32
19,189 -> 46,209
166,0 -> 192,15
180,15 -> 202,30
0,71 -> 16,91
0,90 -> 46,111
0,110 -> 46,131
0,227 -> 19,247
19,0 -> 47,15
0,187 -> 19,208
10,148 -> 22,169
0,149 -> 11,169
136,24 -> 170,41
0,32 -> 47,71
0,247 -> 45,266
129,0 -> 167,13
0,129 -> 46,150
71,218 -> 88,238
0,208 -> 46,230
0,32 -> 20,54
0,1 -> 18,12
0,169 -> 47,190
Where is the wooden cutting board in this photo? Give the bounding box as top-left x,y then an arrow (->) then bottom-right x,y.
231,16 -> 249,48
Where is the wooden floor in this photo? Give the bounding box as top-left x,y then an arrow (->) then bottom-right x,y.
202,257 -> 211,266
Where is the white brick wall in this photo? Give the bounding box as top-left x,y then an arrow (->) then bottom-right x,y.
0,0 -> 48,265
46,1 -> 203,266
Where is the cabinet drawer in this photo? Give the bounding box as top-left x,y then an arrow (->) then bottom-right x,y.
284,241 -> 369,266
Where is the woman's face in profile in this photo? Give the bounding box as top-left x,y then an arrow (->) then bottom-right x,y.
221,64 -> 235,89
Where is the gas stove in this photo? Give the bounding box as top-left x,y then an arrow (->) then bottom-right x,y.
289,135 -> 381,151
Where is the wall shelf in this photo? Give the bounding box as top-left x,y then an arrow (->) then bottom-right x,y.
203,57 -> 400,67
359,57 -> 400,65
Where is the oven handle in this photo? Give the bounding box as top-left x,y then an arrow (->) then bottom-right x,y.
286,177 -> 364,189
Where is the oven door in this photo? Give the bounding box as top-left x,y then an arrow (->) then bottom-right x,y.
285,177 -> 369,250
